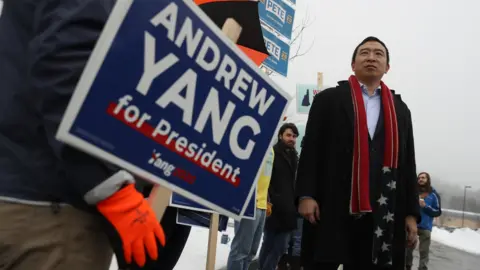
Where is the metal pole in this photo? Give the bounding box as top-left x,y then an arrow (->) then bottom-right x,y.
462,186 -> 472,227
462,187 -> 466,227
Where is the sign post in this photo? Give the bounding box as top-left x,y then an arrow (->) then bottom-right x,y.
317,72 -> 323,89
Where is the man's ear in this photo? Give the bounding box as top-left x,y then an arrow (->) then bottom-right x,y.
385,64 -> 390,74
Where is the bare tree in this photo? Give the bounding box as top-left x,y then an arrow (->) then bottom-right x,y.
264,11 -> 315,76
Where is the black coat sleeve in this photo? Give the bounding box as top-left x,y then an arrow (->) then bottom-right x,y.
295,89 -> 330,203
403,108 -> 421,223
29,0 -> 134,205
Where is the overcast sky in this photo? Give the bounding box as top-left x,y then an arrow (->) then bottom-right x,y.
1,0 -> 478,188
272,0 -> 479,188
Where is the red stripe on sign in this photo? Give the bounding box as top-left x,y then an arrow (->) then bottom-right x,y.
106,102 -> 240,187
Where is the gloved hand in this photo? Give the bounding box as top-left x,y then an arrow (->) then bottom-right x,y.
267,202 -> 273,217
96,184 -> 166,267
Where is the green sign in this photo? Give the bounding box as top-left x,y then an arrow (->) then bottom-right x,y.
296,84 -> 321,114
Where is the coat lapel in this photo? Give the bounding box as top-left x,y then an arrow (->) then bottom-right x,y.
373,103 -> 384,139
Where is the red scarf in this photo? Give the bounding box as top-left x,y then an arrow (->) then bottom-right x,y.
348,75 -> 399,214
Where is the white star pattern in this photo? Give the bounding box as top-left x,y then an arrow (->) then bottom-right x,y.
387,260 -> 393,265
381,242 -> 390,252
374,226 -> 383,238
383,211 -> 394,223
382,166 -> 391,173
377,194 -> 388,206
373,258 -> 378,265
387,180 -> 396,190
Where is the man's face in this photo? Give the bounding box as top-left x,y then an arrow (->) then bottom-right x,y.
417,173 -> 428,185
280,128 -> 297,148
352,41 -> 390,80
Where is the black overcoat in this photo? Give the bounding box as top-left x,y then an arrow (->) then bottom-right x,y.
295,81 -> 421,269
265,142 -> 299,232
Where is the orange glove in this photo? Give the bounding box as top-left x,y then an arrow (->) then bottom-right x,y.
266,202 -> 272,217
96,184 -> 166,267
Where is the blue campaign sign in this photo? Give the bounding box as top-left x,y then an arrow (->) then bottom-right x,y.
170,189 -> 256,220
176,209 -> 229,231
258,0 -> 295,40
55,0 -> 291,220
261,26 -> 289,77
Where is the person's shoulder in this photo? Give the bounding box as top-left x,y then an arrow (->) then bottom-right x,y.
313,81 -> 349,101
391,89 -> 413,115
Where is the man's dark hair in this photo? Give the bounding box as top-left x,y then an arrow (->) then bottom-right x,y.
351,36 -> 390,65
278,122 -> 299,138
418,172 -> 433,193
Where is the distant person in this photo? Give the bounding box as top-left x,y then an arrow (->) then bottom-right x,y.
406,172 -> 441,270
296,36 -> 420,270
258,123 -> 299,270
278,137 -> 307,270
226,147 -> 275,270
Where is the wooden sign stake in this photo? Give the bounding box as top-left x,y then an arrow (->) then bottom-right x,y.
317,72 -> 323,90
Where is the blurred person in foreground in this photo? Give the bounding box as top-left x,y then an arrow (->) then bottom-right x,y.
405,172 -> 441,270
258,123 -> 299,270
0,1 -> 165,269
295,36 -> 421,270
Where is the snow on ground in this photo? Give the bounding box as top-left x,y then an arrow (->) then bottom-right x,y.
110,225 -> 238,270
431,227 -> 480,255
174,226 -> 236,269
110,225 -> 480,270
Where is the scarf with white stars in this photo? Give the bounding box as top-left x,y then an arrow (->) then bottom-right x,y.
348,75 -> 399,267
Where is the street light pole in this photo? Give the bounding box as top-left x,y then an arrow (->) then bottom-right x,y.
462,185 -> 472,227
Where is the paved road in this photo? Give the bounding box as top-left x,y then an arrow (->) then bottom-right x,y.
218,240 -> 480,270
409,240 -> 480,270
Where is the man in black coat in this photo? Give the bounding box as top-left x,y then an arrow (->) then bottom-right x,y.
296,36 -> 420,270
258,123 -> 299,270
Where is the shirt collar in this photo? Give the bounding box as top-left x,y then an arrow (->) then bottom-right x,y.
360,83 -> 381,96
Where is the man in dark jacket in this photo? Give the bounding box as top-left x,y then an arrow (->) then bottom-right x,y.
0,1 -> 165,269
296,36 -> 420,270
258,123 -> 299,270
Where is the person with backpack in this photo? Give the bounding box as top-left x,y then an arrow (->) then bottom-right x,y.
406,172 -> 441,270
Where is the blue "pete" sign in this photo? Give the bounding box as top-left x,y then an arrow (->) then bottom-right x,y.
261,26 -> 290,77
56,0 -> 291,220
258,0 -> 295,40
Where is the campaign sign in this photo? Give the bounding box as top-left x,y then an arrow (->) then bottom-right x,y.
171,187 -> 256,219
258,0 -> 295,40
55,0 -> 291,220
176,209 -> 229,231
261,26 -> 290,77
296,84 -> 322,114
